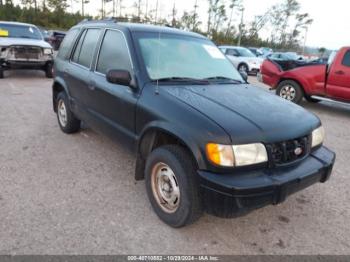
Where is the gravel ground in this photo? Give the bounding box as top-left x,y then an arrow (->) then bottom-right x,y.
0,70 -> 349,255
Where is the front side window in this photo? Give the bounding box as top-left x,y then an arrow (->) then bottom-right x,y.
342,50 -> 350,67
137,33 -> 243,82
71,28 -> 101,68
96,30 -> 132,75
0,23 -> 42,40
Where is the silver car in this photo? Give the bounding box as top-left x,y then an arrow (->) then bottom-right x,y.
219,45 -> 264,75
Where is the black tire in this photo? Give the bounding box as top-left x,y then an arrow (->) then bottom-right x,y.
56,92 -> 80,134
276,80 -> 304,104
238,63 -> 248,74
0,68 -> 4,79
45,62 -> 53,78
145,145 -> 203,227
304,95 -> 320,103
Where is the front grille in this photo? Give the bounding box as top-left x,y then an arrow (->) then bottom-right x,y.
11,46 -> 42,59
266,135 -> 311,166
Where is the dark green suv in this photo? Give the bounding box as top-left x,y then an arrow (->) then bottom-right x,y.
52,19 -> 335,227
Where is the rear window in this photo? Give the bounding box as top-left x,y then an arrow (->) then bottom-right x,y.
342,50 -> 350,67
57,28 -> 79,59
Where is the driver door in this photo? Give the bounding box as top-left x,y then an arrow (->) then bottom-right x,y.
88,29 -> 138,147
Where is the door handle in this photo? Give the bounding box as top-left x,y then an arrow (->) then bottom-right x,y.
335,70 -> 345,75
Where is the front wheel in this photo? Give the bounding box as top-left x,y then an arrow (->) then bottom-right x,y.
145,145 -> 202,227
0,67 -> 4,79
276,80 -> 304,104
238,63 -> 248,74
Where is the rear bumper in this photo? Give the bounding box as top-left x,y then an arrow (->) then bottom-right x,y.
198,146 -> 335,218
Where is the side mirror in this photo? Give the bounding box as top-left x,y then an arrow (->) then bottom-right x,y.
240,71 -> 248,82
106,69 -> 132,86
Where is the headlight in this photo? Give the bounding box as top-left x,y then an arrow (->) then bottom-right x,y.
232,143 -> 268,167
43,48 -> 53,55
312,126 -> 325,148
206,143 -> 268,167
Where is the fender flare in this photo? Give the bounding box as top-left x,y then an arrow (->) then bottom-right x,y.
52,77 -> 71,112
134,121 -> 205,180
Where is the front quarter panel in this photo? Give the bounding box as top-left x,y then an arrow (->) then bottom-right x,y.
136,84 -> 232,171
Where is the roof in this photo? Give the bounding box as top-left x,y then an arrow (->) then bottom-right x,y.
75,20 -> 206,39
0,21 -> 37,27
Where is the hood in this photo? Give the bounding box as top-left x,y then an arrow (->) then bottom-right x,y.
163,84 -> 320,144
0,37 -> 51,48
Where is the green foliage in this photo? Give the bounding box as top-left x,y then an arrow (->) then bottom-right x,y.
0,0 -> 89,30
0,0 -> 313,52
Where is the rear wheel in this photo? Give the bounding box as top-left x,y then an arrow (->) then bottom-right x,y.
0,67 -> 4,79
276,80 -> 303,104
145,145 -> 202,227
56,92 -> 80,133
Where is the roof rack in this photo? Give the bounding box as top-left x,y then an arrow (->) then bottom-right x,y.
79,17 -> 118,24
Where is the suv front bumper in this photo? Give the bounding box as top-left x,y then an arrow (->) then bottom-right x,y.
198,146 -> 335,218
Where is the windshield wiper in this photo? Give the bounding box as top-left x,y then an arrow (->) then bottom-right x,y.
204,76 -> 244,84
152,77 -> 210,85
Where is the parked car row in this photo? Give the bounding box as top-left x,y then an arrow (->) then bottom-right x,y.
218,45 -> 309,77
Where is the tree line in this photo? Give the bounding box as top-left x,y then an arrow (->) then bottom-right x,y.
0,0 -> 314,51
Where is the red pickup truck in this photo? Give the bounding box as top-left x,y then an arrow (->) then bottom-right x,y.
259,47 -> 350,104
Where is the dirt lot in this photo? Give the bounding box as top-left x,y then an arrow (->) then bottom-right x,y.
0,70 -> 349,255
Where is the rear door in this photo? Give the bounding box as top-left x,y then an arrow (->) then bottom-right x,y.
326,48 -> 350,101
67,28 -> 101,116
88,29 -> 138,146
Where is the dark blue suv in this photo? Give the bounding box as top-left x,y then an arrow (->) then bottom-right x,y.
52,19 -> 335,227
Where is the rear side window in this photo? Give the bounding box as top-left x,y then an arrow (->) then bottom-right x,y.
96,30 -> 132,74
342,50 -> 350,67
57,28 -> 79,59
72,28 -> 101,68
72,30 -> 86,63
226,49 -> 238,56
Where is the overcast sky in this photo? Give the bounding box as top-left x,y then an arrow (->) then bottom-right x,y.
69,0 -> 348,50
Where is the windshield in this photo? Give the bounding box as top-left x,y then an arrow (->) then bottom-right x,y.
136,33 -> 243,82
236,48 -> 256,57
0,23 -> 42,40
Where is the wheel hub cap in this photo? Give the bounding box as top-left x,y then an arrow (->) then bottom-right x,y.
58,99 -> 68,127
151,162 -> 180,213
280,85 -> 296,101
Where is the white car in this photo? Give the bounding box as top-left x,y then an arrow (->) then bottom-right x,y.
0,21 -> 54,78
219,46 -> 264,75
